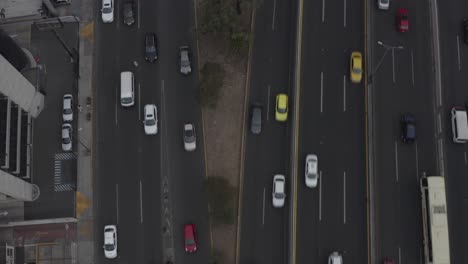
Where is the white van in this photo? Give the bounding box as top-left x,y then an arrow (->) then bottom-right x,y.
120,71 -> 134,107
451,107 -> 468,143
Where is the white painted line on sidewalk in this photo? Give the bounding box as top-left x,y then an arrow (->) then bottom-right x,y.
343,0 -> 347,27
415,141 -> 420,182
116,184 -> 120,224
272,0 -> 277,31
262,187 -> 266,225
457,35 -> 461,71
399,247 -> 402,264
411,50 -> 415,87
322,0 -> 325,22
464,151 -> 467,165
320,72 -> 324,113
392,48 -> 395,83
139,181 -> 143,223
138,83 -> 141,120
343,171 -> 346,224
395,141 -> 399,182
343,75 -> 346,112
319,171 -> 322,221
267,85 -> 271,121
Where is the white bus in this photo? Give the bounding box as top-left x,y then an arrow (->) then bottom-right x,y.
420,175 -> 450,264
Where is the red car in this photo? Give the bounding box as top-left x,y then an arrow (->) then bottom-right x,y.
396,8 -> 409,32
184,224 -> 197,253
384,257 -> 395,264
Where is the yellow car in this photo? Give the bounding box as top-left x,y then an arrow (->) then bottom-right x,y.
275,93 -> 288,122
350,51 -> 363,83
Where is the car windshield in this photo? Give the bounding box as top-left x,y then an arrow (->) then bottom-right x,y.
121,97 -> 132,104
278,106 -> 287,113
145,119 -> 156,126
64,108 -> 72,115
186,238 -> 195,245
353,67 -> 362,74
146,45 -> 155,52
104,244 -> 115,251
274,192 -> 285,199
381,0 -> 388,3
185,129 -> 194,141
62,136 -> 70,144
102,6 -> 112,13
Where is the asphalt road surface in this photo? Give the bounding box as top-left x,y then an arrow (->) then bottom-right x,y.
295,0 -> 367,263
437,0 -> 468,263
370,0 -> 437,263
94,0 -> 209,263
238,0 -> 294,264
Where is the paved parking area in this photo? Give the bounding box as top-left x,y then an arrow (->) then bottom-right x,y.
24,20 -> 79,220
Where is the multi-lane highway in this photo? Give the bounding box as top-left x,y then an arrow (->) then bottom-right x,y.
238,0 -> 294,263
94,0 -> 209,263
370,0 -> 438,263
296,0 -> 367,263
438,0 -> 468,262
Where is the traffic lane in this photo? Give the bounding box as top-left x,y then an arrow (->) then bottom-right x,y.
240,120 -> 289,264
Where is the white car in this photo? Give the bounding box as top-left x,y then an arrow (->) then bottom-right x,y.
179,46 -> 192,75
143,104 -> 158,135
377,0 -> 389,10
103,225 -> 117,259
183,123 -> 196,151
305,154 -> 318,188
63,94 -> 73,122
328,251 -> 343,264
61,123 -> 72,152
272,174 -> 286,208
101,0 -> 114,23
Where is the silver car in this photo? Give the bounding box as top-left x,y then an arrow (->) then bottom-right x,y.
179,46 -> 192,75
377,0 -> 389,10
328,251 -> 343,264
305,154 -> 318,188
62,123 -> 72,152
183,123 -> 196,151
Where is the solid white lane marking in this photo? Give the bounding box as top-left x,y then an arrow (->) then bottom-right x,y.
116,184 -> 120,224
272,0 -> 277,31
262,187 -> 266,225
457,35 -> 461,71
322,0 -> 325,22
320,72 -> 324,113
392,49 -> 395,83
139,181 -> 143,223
138,83 -> 141,120
138,0 -> 141,29
343,0 -> 347,27
343,171 -> 346,224
319,171 -> 322,221
115,86 -> 118,125
343,75 -> 346,112
267,85 -> 271,121
411,50 -> 415,86
464,151 -> 467,165
395,141 -> 399,182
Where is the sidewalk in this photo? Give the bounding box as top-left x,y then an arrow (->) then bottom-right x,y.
75,0 -> 95,262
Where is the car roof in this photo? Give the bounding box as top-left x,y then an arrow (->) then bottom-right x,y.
278,94 -> 287,107
274,175 -> 285,193
184,224 -> 194,237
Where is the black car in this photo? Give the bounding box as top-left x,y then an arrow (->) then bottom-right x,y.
401,113 -> 416,143
250,104 -> 262,134
144,33 -> 158,62
123,2 -> 135,26
463,19 -> 468,44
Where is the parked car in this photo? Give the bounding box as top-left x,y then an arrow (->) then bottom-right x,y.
103,225 -> 117,259
184,223 -> 197,253
275,94 -> 288,122
401,113 -> 416,143
328,252 -> 343,264
62,123 -> 72,152
396,8 -> 409,32
183,123 -> 196,151
250,104 -> 262,134
143,104 -> 158,135
272,174 -> 286,208
101,0 -> 114,23
62,94 -> 73,122
305,154 -> 318,188
179,46 -> 192,75
383,257 -> 395,264
123,2 -> 135,26
144,33 -> 158,62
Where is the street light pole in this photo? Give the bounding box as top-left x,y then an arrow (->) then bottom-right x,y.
368,41 -> 404,84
